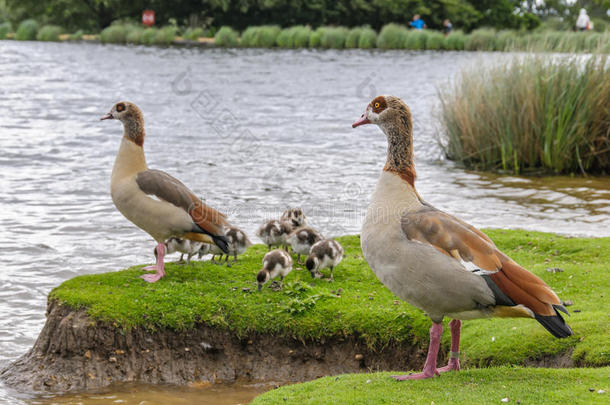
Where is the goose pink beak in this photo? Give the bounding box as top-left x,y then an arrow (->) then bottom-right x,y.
100,113 -> 113,120
352,113 -> 371,128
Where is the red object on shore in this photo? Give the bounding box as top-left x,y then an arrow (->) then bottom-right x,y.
142,10 -> 155,27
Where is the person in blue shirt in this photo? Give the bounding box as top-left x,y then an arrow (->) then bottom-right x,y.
409,14 -> 426,30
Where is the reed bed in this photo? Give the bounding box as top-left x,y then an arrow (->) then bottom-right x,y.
439,55 -> 610,175
36,25 -> 63,41
3,18 -> 609,53
214,26 -> 239,47
15,19 -> 38,40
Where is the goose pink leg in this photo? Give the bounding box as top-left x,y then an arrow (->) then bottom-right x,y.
141,243 -> 166,283
393,323 -> 442,380
437,319 -> 461,373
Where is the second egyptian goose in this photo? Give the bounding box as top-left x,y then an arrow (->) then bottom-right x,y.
102,101 -> 229,283
353,95 -> 572,380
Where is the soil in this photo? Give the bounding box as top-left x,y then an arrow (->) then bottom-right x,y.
0,299 -> 427,392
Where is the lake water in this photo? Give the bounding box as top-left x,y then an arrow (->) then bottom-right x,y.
0,41 -> 608,404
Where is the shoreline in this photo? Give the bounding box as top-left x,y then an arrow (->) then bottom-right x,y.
1,231 -> 608,393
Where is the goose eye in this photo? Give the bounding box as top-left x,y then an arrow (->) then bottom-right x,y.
374,102 -> 380,109
116,103 -> 125,112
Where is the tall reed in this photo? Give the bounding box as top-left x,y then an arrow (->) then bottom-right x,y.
16,19 -> 38,40
214,26 -> 239,47
439,56 -> 610,175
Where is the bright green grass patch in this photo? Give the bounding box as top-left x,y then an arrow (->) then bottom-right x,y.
376,23 -> 408,49
50,231 -> 610,366
252,367 -> 610,405
240,25 -> 280,47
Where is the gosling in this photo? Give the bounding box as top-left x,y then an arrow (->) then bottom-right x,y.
257,219 -> 293,251
305,239 -> 344,281
281,208 -> 307,228
257,249 -> 293,291
286,226 -> 323,264
159,237 -> 202,265
209,226 -> 252,265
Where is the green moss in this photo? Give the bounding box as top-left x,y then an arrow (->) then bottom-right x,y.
50,231 -> 610,366
252,367 -> 610,404
36,25 -> 63,41
16,19 -> 38,41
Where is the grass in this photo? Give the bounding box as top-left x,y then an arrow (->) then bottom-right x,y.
50,230 -> 609,367
36,25 -> 63,42
6,18 -> 610,53
308,27 -> 326,47
100,23 -> 128,44
0,22 -> 12,39
376,23 -> 408,49
240,25 -> 281,47
439,55 -> 610,175
320,26 -> 349,49
358,26 -> 377,49
15,19 -> 38,40
252,367 -> 610,404
182,27 -> 203,41
152,25 -> 177,45
276,26 -> 312,48
214,26 -> 239,47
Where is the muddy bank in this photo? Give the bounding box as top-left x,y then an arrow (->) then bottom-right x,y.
0,299 -> 428,392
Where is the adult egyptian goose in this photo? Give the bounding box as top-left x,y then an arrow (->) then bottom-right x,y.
305,239 -> 344,281
257,249 -> 293,291
101,101 -> 229,283
353,95 -> 572,380
281,208 -> 307,228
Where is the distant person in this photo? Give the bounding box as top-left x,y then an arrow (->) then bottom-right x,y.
575,8 -> 591,31
442,19 -> 452,36
409,14 -> 426,30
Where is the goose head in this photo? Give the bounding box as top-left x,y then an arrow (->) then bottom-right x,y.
352,95 -> 411,131
257,270 -> 270,291
101,101 -> 146,146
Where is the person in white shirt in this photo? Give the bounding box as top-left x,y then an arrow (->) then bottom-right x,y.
575,8 -> 591,31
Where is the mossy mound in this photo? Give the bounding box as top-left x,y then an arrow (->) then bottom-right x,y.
50,231 -> 610,366
252,367 -> 610,405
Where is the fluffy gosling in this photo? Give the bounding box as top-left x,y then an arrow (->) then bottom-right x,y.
305,239 -> 344,281
160,237 -> 202,265
281,208 -> 307,228
257,219 -> 293,251
257,249 -> 293,291
286,226 -> 323,264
